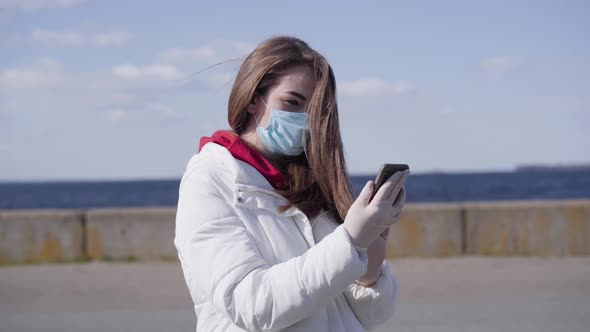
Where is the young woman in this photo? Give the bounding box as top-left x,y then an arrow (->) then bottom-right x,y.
174,35 -> 410,331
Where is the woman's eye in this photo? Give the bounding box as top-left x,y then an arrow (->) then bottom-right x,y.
285,100 -> 299,106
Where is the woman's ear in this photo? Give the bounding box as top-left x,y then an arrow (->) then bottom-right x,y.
247,95 -> 257,114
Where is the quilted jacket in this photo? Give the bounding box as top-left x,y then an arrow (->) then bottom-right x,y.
174,142 -> 398,331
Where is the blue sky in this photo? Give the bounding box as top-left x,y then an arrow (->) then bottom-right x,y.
0,0 -> 588,181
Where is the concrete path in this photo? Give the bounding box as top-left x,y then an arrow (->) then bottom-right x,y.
1,256 -> 589,332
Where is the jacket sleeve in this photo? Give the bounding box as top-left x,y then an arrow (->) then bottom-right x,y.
342,259 -> 399,331
174,172 -> 369,332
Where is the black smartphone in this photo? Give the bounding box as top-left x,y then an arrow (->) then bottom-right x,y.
369,163 -> 410,202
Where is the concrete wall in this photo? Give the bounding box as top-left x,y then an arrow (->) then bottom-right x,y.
388,203 -> 464,258
386,199 -> 590,258
1,199 -> 589,264
464,199 -> 590,256
86,207 -> 176,261
0,209 -> 84,264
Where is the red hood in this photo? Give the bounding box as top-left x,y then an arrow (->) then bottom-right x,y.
198,130 -> 289,191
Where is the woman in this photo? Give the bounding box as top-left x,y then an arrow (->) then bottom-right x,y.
174,35 -> 410,331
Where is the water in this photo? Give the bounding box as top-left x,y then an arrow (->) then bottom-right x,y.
1,170 -> 589,210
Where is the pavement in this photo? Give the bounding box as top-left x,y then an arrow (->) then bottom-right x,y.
1,256 -> 589,332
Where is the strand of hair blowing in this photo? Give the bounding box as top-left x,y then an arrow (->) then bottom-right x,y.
310,61 -> 354,223
276,58 -> 355,224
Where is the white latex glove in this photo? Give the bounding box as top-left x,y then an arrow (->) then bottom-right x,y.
343,169 -> 410,250
354,183 -> 407,287
354,228 -> 391,287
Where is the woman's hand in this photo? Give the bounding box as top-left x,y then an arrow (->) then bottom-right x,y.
355,183 -> 406,286
344,170 -> 409,249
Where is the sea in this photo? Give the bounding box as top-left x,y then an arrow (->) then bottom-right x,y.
1,169 -> 589,210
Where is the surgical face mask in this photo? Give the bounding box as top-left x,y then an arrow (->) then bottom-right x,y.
253,96 -> 310,157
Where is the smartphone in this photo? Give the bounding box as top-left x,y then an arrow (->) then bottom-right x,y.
369,163 -> 410,202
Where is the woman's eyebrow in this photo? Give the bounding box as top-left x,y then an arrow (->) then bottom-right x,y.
287,91 -> 307,101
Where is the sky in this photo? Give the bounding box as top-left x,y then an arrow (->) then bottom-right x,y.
0,0 -> 588,181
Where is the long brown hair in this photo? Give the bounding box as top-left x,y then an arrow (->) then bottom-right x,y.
227,35 -> 354,224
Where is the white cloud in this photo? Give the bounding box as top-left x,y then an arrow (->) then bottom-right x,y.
32,28 -> 83,46
0,58 -> 186,116
105,103 -> 184,124
339,77 -> 413,97
105,93 -> 136,105
159,40 -> 255,63
105,108 -> 130,123
91,31 -> 133,47
435,105 -> 460,116
0,54 -> 224,125
0,0 -> 85,11
0,58 -> 65,89
205,72 -> 234,89
160,46 -> 216,63
32,28 -> 133,47
146,103 -> 183,120
112,64 -> 184,81
481,55 -> 525,72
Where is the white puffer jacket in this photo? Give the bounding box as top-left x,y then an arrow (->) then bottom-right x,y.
174,142 -> 398,331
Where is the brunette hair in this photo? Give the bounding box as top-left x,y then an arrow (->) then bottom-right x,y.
227,35 -> 354,224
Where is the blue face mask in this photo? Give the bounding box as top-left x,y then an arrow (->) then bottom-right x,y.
254,97 -> 310,157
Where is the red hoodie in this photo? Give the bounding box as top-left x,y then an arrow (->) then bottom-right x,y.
198,130 -> 289,191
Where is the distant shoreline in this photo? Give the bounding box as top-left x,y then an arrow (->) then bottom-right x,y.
515,164 -> 590,172
3,165 -> 590,183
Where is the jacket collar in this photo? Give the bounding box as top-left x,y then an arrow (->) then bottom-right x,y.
199,142 -> 275,190
199,140 -> 331,222
198,130 -> 289,191
199,142 -> 301,216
